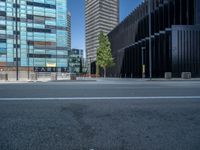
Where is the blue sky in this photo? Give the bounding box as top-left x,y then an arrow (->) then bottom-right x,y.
68,0 -> 142,52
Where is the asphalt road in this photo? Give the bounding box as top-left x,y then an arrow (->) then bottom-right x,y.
0,79 -> 200,150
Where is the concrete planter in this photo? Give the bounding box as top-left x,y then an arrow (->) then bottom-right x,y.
165,72 -> 172,79
0,73 -> 8,81
51,73 -> 57,80
70,74 -> 77,80
31,73 -> 38,80
181,72 -> 191,79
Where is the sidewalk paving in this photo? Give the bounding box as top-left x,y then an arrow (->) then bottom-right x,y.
0,77 -> 96,84
96,77 -> 200,82
1,77 -> 200,84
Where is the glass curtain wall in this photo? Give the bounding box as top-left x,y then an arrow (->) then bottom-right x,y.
0,0 -> 68,71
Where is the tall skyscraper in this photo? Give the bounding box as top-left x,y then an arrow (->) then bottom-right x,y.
67,11 -> 71,50
85,0 -> 119,62
0,0 -> 69,73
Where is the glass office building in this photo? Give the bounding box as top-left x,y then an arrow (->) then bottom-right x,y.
69,48 -> 84,73
0,0 -> 68,72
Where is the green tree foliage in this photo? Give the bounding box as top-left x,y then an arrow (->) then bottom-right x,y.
96,32 -> 114,77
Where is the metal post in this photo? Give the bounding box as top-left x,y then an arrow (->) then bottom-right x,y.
15,0 -> 19,80
142,47 -> 144,68
142,47 -> 146,78
148,0 -> 152,80
33,48 -> 34,71
28,42 -> 30,80
89,57 -> 91,78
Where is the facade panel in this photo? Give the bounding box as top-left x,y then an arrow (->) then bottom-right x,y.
67,11 -> 71,50
195,0 -> 200,24
172,26 -> 200,77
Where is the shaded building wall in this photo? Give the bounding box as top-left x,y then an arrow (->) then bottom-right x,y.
172,25 -> 200,77
120,30 -> 172,78
108,0 -> 200,78
195,0 -> 200,24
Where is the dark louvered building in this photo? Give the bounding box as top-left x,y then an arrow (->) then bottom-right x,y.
108,0 -> 200,78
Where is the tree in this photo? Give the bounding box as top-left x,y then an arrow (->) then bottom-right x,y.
96,32 -> 114,78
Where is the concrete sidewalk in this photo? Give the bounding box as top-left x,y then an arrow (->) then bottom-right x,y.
96,77 -> 200,82
1,77 -> 200,84
0,78 -> 96,84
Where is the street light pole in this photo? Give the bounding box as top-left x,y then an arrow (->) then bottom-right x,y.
15,0 -> 19,80
148,0 -> 152,80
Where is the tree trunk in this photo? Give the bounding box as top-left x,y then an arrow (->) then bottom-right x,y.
96,64 -> 99,77
104,67 -> 106,78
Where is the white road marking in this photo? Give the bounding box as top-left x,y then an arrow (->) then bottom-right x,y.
0,96 -> 200,101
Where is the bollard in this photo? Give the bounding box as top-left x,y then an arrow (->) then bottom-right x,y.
5,73 -> 8,80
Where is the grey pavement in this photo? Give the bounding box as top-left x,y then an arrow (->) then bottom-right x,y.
0,80 -> 200,150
